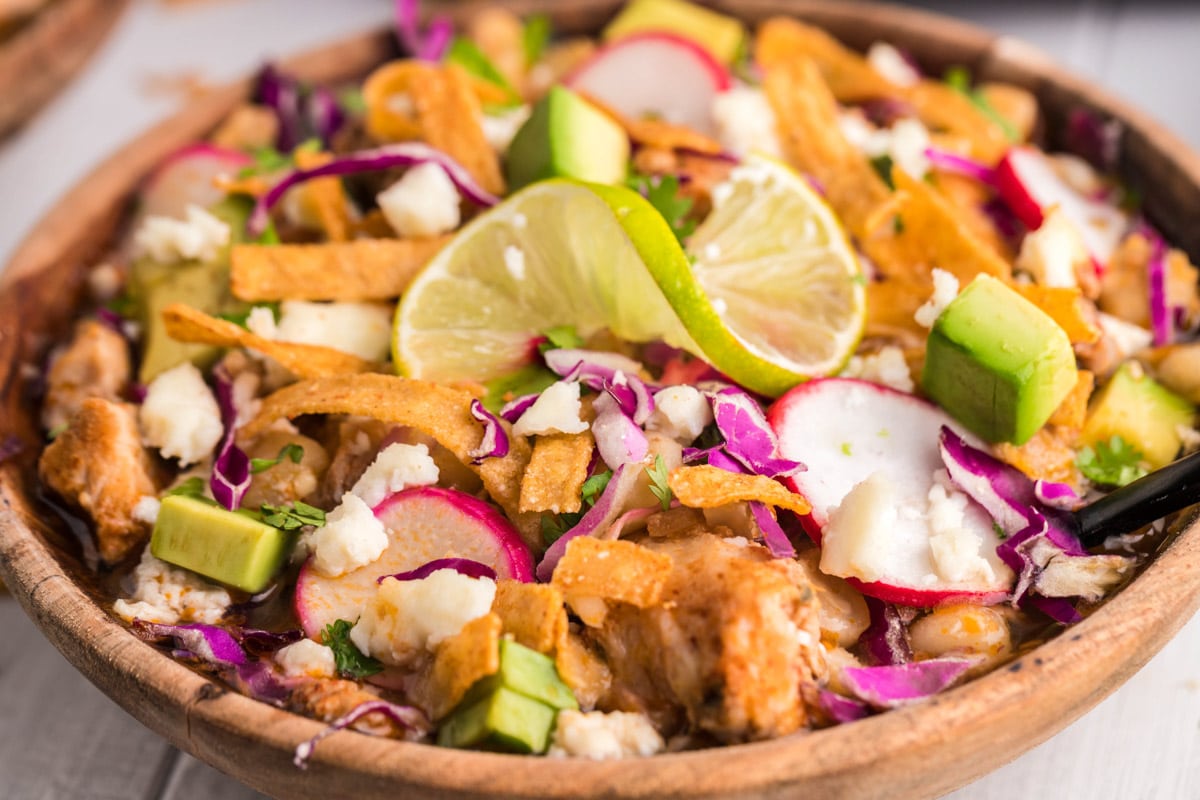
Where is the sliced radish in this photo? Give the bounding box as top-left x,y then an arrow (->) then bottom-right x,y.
564,32 -> 731,136
767,379 -> 1011,606
295,487 -> 532,638
138,143 -> 252,220
994,145 -> 1128,270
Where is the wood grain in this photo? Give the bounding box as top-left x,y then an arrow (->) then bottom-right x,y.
2,2 -> 1200,798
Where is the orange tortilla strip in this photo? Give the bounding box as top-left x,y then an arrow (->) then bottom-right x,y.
906,81 -> 1009,166
239,374 -> 537,547
230,237 -> 448,301
410,62 -> 506,196
1013,284 -> 1102,345
668,465 -> 812,516
1048,370 -> 1094,431
492,580 -> 566,655
519,431 -> 595,514
425,612 -> 501,719
161,303 -> 377,378
551,537 -> 672,612
292,149 -> 353,242
763,56 -> 891,238
757,17 -> 895,102
362,60 -> 425,142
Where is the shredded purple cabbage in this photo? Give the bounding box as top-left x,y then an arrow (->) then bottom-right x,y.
924,147 -> 996,184
1064,108 -> 1123,172
294,699 -> 430,768
591,393 -> 649,469
236,627 -> 304,657
749,501 -> 796,559
131,620 -> 248,667
1145,228 -> 1172,346
255,65 -> 345,151
377,557 -> 498,584
1034,479 -> 1082,511
536,463 -> 638,581
210,366 -> 252,511
859,98 -> 915,128
708,387 -> 804,478
818,689 -> 872,723
861,596 -> 912,666
467,399 -> 509,464
499,393 -> 539,423
841,658 -> 973,708
543,348 -> 646,389
234,660 -> 294,705
1025,594 -> 1083,625
394,0 -> 453,61
247,143 -> 499,237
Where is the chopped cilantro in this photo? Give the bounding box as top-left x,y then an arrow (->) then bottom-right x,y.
944,66 -> 1019,142
580,470 -> 613,506
321,619 -> 383,679
869,154 -> 895,189
538,325 -> 584,354
250,443 -> 304,474
238,145 -> 290,178
482,364 -> 558,414
446,37 -> 520,106
165,477 -> 210,501
217,302 -> 278,329
522,14 -> 552,66
541,514 -> 572,546
259,500 -> 326,530
1077,435 -> 1148,487
105,293 -> 138,319
993,522 -> 1007,541
645,454 -> 672,511
541,469 -> 614,545
626,172 -> 696,244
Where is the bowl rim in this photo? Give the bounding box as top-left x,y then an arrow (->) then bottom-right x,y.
3,2 -> 1200,798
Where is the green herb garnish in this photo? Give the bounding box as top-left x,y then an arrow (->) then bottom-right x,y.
1077,435 -> 1148,487
165,477 -> 208,500
522,13 -> 552,66
645,454 -> 672,511
250,443 -> 305,475
541,469 -> 614,545
626,172 -> 696,244
260,500 -> 326,530
869,154 -> 895,189
321,619 -> 383,679
482,364 -> 558,414
538,325 -> 585,354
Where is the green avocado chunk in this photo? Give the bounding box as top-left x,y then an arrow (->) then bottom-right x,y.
464,639 -> 580,712
150,495 -> 293,593
921,274 -> 1078,445
437,686 -> 557,753
1081,362 -> 1194,469
505,86 -> 629,191
602,0 -> 746,65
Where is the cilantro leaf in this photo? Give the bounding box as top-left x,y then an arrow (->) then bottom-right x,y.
250,443 -> 305,474
580,470 -> 613,506
869,154 -> 895,189
522,13 -> 551,66
626,172 -> 696,244
541,469 -> 614,545
259,500 -> 326,530
482,364 -> 558,414
165,477 -> 208,500
1077,435 -> 1148,487
217,302 -> 279,329
944,66 -> 1019,142
645,454 -> 672,511
541,514 -> 572,546
538,325 -> 584,354
321,619 -> 383,679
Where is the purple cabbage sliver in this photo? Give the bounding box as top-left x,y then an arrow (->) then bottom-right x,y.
818,689 -> 873,724
131,620 -> 248,667
841,658 -> 974,709
378,557 -> 497,584
294,699 -> 430,768
467,399 -> 509,464
708,387 -> 804,478
210,367 -> 251,511
536,463 -> 634,581
749,501 -> 796,559
861,596 -> 912,666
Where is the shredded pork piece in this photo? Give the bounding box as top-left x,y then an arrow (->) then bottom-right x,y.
42,319 -> 130,432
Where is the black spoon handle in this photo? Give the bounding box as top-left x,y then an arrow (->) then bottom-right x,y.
1076,449 -> 1200,547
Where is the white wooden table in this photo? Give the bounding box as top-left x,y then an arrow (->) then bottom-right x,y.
1,1 -> 1198,797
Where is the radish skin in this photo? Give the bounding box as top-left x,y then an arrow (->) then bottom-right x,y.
139,143 -> 252,220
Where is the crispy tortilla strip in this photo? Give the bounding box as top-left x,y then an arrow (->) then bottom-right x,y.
994,425 -> 1081,489
582,91 -> 724,155
929,170 -> 1013,262
1013,284 -> 1102,345
978,82 -> 1038,142
363,60 -> 425,142
669,465 -> 812,516
410,62 -> 506,196
1048,370 -> 1094,431
425,612 -> 502,720
239,374 -> 537,546
231,237 -> 448,301
552,538 -> 671,613
763,56 -> 891,237
492,580 -> 566,655
292,149 -> 353,242
161,303 -> 377,378
519,431 -> 595,514
757,17 -> 894,102
906,81 -> 1009,165
554,629 -> 611,711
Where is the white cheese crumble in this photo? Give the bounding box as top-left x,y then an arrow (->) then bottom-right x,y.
867,42 -> 921,87
350,570 -> 496,667
304,493 -> 389,577
646,385 -> 713,444
1015,208 -> 1090,289
275,639 -> 337,678
926,471 -> 995,585
548,710 -> 664,760
134,204 -> 231,264
1096,312 -> 1153,359
839,346 -> 914,393
838,111 -> 930,179
131,496 -> 161,525
245,305 -> 279,340
349,442 -> 440,509
513,381 -> 589,437
503,245 -> 527,281
113,546 -> 232,625
819,471 -> 899,582
481,105 -> 531,154
914,268 -> 960,328
710,85 -> 783,158
139,362 -> 223,466
274,300 -> 393,362
377,161 -> 462,237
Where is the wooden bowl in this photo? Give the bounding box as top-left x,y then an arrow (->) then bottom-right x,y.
2,1 -> 1199,797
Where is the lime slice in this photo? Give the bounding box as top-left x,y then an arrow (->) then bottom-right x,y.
681,154 -> 866,394
393,180 -> 698,382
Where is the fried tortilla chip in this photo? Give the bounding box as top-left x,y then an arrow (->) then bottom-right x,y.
424,612 -> 502,720
362,60 -> 425,142
230,237 -> 448,301
1048,370 -> 1095,431
239,374 -> 537,547
161,303 -> 377,378
906,81 -> 1009,165
668,465 -> 812,516
978,82 -> 1038,143
410,62 -> 506,196
292,149 -> 353,242
1013,284 -> 1102,345
763,56 -> 891,237
519,431 -> 595,514
552,538 -> 672,619
492,580 -> 567,655
994,425 -> 1082,489
757,18 -> 895,102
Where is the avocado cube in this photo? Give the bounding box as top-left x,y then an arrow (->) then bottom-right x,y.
1082,362 -> 1194,469
463,639 -> 579,712
436,686 -> 557,754
602,0 -> 746,65
132,260 -> 226,383
150,495 -> 294,593
505,86 -> 629,191
921,274 -> 1078,445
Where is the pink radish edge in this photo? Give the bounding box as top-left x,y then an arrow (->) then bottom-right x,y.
138,143 -> 252,218
564,31 -> 732,91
